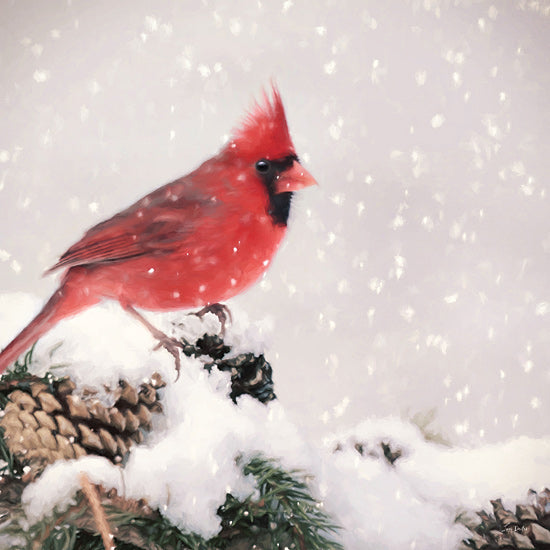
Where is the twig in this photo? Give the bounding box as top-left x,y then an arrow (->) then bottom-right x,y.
79,472 -> 114,550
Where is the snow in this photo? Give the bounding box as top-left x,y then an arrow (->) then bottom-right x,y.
2,293 -> 549,548
323,420 -> 550,547
22,455 -> 124,524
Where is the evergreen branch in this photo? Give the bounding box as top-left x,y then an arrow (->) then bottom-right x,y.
1,455 -> 343,550
239,456 -> 344,550
2,342 -> 36,383
0,426 -> 24,478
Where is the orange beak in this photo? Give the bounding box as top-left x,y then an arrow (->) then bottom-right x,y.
274,160 -> 318,194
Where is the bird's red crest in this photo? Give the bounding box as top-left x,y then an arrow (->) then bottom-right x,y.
228,84 -> 296,161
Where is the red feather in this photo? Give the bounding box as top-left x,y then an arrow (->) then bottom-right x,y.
0,85 -> 316,373
229,83 -> 295,161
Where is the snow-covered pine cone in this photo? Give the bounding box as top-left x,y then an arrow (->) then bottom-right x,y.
334,435 -> 550,549
459,489 -> 550,549
0,373 -> 165,479
183,333 -> 276,403
333,437 -> 404,466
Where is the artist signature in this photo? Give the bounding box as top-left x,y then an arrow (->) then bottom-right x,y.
496,525 -> 528,536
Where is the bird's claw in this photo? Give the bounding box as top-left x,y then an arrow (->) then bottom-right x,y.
153,335 -> 183,381
194,303 -> 232,337
122,304 -> 184,381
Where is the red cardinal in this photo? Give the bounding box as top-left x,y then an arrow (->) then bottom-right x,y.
0,85 -> 316,374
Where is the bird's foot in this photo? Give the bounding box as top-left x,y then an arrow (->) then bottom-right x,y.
193,303 -> 232,336
122,303 -> 185,380
152,334 -> 184,379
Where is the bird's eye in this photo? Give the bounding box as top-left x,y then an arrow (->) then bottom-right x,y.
255,160 -> 271,173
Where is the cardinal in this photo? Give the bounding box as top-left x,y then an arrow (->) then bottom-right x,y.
0,85 -> 316,375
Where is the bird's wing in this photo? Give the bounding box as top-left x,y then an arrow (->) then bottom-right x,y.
46,182 -> 214,273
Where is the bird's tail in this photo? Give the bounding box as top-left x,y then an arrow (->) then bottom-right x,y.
0,270 -> 99,374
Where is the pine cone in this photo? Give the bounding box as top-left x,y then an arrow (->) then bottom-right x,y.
459,489 -> 550,549
184,333 -> 276,403
0,373 -> 165,479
